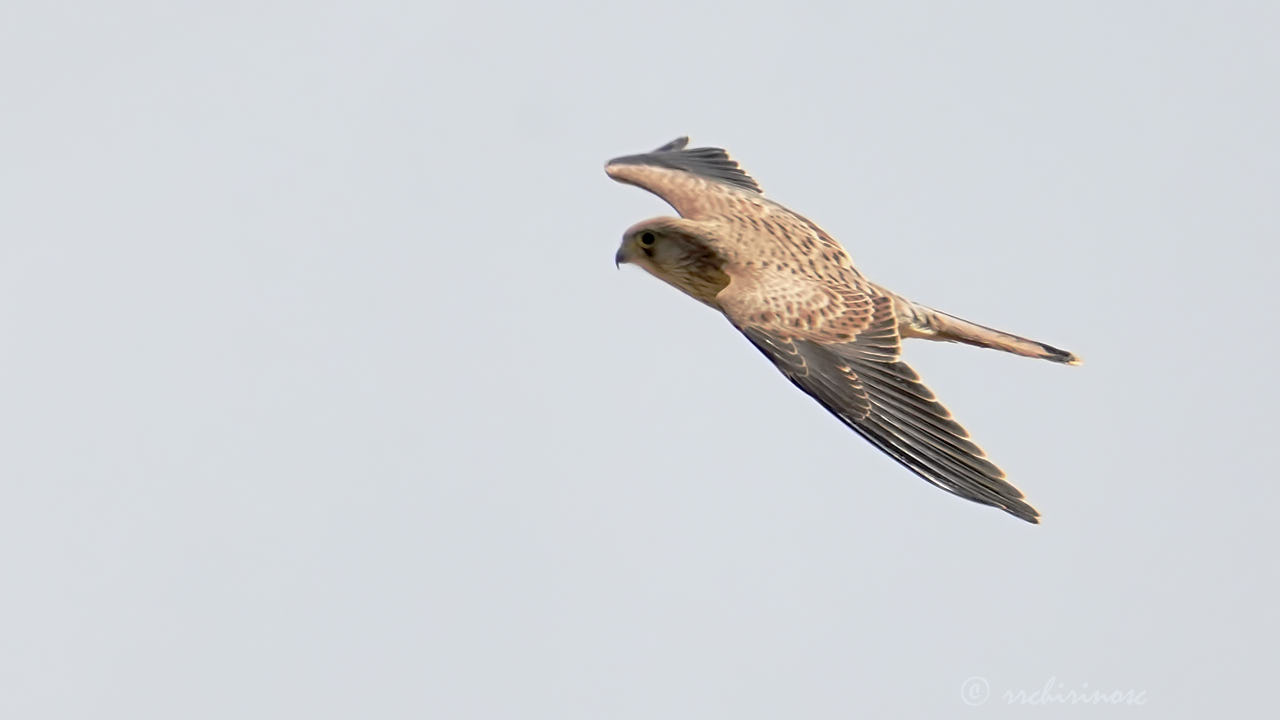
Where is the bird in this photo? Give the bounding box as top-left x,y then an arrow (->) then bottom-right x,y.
608,137 -> 1079,523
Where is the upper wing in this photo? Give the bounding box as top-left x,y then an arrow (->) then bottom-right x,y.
605,137 -> 762,220
719,277 -> 1040,523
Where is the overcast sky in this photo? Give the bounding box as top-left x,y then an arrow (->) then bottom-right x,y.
2,1 -> 1276,718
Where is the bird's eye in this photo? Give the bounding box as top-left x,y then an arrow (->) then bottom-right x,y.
639,231 -> 656,246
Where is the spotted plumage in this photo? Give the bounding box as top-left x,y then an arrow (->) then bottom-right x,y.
609,137 -> 1080,523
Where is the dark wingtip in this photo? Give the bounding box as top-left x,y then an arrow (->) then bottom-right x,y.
1011,504 -> 1042,524
652,136 -> 689,152
606,138 -> 763,194
992,488 -> 1041,523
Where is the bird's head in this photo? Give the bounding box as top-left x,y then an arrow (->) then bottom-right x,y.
614,217 -> 729,305
615,217 -> 685,270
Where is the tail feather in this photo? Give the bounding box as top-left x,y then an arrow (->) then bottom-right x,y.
917,308 -> 1080,365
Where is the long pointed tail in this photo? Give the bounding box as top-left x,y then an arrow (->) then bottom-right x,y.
912,306 -> 1081,365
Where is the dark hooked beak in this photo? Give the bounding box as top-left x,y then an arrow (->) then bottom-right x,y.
614,247 -> 626,268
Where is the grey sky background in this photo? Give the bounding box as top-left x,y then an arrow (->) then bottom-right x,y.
2,1 -> 1276,717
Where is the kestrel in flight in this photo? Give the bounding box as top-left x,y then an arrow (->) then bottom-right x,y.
608,137 -> 1079,523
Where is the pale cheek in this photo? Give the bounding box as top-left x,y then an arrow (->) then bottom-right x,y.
633,255 -> 661,275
